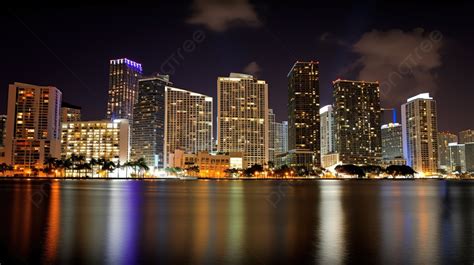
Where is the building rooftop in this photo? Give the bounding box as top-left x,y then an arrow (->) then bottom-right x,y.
61,102 -> 82,110
406,93 -> 432,102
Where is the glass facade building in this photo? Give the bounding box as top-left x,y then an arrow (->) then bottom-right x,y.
287,61 -> 321,169
131,75 -> 170,169
107,58 -> 142,123
333,79 -> 381,165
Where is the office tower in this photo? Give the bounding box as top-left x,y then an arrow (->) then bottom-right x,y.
61,102 -> 81,122
268,109 -> 276,163
320,105 -> 335,156
381,123 -> 403,159
458,129 -> 474,144
131,75 -> 170,170
448,143 -> 466,173
401,93 -> 438,174
274,120 -> 288,155
217,73 -> 269,168
107,58 -> 142,123
0,115 -> 6,147
61,119 -> 130,165
438,132 -> 458,170
287,61 -> 320,169
465,143 -> 474,172
333,79 -> 381,165
164,86 -> 213,167
5,82 -> 62,171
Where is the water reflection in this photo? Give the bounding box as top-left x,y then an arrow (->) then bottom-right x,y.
318,181 -> 345,264
0,180 -> 472,264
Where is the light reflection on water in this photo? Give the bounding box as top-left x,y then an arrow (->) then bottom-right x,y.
0,180 -> 472,264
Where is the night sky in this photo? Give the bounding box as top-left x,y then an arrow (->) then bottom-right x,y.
1,3 -> 473,132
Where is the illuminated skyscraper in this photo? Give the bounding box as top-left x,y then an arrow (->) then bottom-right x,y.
5,82 -> 62,171
274,120 -> 288,156
402,93 -> 438,174
61,102 -> 81,122
107,58 -> 142,122
320,105 -> 335,156
164,86 -> 213,167
381,123 -> 403,160
458,129 -> 474,144
287,61 -> 320,170
448,143 -> 466,173
268,109 -> 276,163
217,73 -> 269,168
131,75 -> 170,170
438,132 -> 458,170
333,79 -> 381,165
0,115 -> 6,147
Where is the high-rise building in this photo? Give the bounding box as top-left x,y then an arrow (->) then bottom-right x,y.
381,123 -> 403,160
287,61 -> 320,169
402,93 -> 438,174
320,105 -> 335,156
0,115 -> 6,147
217,73 -> 269,168
458,129 -> 474,144
61,119 -> 130,166
164,86 -> 213,167
448,143 -> 466,173
61,102 -> 81,122
333,79 -> 381,165
131,75 -> 170,170
107,58 -> 142,123
274,120 -> 288,156
268,109 -> 276,163
465,143 -> 474,173
438,132 -> 458,170
5,82 -> 62,171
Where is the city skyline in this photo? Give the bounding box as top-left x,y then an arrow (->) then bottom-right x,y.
1,5 -> 473,133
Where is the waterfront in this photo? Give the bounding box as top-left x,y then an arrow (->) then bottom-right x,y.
0,179 -> 472,264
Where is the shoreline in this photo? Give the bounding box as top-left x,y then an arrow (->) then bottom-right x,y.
0,176 -> 470,181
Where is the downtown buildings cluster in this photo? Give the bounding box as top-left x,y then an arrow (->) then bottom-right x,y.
0,58 -> 473,177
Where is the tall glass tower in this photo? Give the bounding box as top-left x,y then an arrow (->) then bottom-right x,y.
107,58 -> 142,123
132,75 -> 170,169
287,61 -> 320,169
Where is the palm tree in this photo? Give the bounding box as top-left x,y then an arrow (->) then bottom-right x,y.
115,161 -> 122,178
61,157 -> 73,177
101,159 -> 116,178
0,163 -> 9,176
43,157 -> 58,176
70,153 -> 87,177
89,158 -> 99,178
135,158 -> 149,178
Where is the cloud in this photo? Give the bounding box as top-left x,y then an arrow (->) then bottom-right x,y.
350,28 -> 443,106
319,32 -> 348,47
242,61 -> 261,76
187,0 -> 261,32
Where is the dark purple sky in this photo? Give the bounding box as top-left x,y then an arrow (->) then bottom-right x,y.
1,3 -> 473,132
